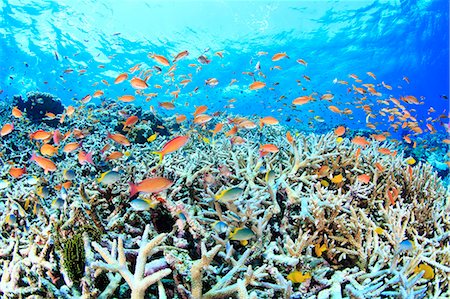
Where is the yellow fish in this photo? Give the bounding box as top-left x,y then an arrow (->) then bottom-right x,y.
331,174 -> 343,183
229,227 -> 255,241
320,179 -> 329,187
287,271 -> 311,283
413,263 -> 434,280
406,157 -> 416,165
314,243 -> 327,257
374,227 -> 384,234
147,133 -> 158,142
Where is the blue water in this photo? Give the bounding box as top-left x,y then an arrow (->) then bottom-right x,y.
0,0 -> 449,135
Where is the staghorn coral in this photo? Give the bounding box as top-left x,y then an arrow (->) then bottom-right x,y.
0,103 -> 448,298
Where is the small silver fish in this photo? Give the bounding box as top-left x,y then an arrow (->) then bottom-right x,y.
52,197 -> 64,209
60,187 -> 68,200
215,187 -> 243,202
212,221 -> 228,234
63,169 -> 76,181
130,198 -> 156,211
5,213 -> 17,225
229,227 -> 255,241
24,176 -> 39,185
97,170 -> 121,185
399,239 -> 414,252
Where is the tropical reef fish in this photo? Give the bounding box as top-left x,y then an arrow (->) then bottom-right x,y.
107,132 -> 131,146
9,167 -> 26,178
229,227 -> 255,241
287,271 -> 311,283
211,221 -> 228,234
63,169 -> 76,180
399,239 -> 414,252
130,197 -> 158,211
1,123 -> 14,136
413,263 -> 434,280
249,81 -> 266,90
215,187 -> 244,202
30,153 -> 57,174
97,170 -> 121,185
129,177 -> 173,197
152,135 -> 189,163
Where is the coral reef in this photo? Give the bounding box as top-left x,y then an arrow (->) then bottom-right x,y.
13,91 -> 64,127
0,101 -> 449,298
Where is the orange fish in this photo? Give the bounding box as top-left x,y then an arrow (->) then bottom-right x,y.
78,151 -> 94,165
366,72 -> 376,79
378,148 -> 392,155
129,63 -> 141,73
30,153 -> 56,174
210,123 -> 224,136
63,142 -> 81,153
40,144 -> 59,157
123,115 -> 139,129
105,151 -> 124,161
296,59 -> 307,66
225,126 -> 238,137
114,73 -> 128,84
129,177 -> 173,197
352,136 -> 371,147
260,116 -> 279,128
375,162 -> 384,172
173,50 -> 189,63
357,174 -> 371,184
12,107 -> 23,118
292,95 -> 313,105
272,52 -> 289,61
66,106 -> 75,117
249,81 -> 266,90
130,77 -> 149,89
175,114 -> 187,124
371,134 -> 386,142
259,144 -> 279,157
118,95 -> 135,102
194,105 -> 208,116
81,94 -> 92,104
152,135 -> 189,162
238,120 -> 257,130
286,131 -> 294,145
9,167 -> 26,178
152,54 -> 170,66
30,130 -> 52,141
93,90 -> 104,98
107,132 -> 130,146
159,102 -> 175,110
321,94 -> 334,101
334,126 -> 345,136
194,114 -> 213,125
328,106 -> 341,113
1,123 -> 14,137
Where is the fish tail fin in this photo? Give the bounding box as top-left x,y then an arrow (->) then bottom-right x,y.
85,152 -> 94,164
259,120 -> 264,130
152,151 -> 164,164
129,183 -> 139,197
30,153 -> 36,161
